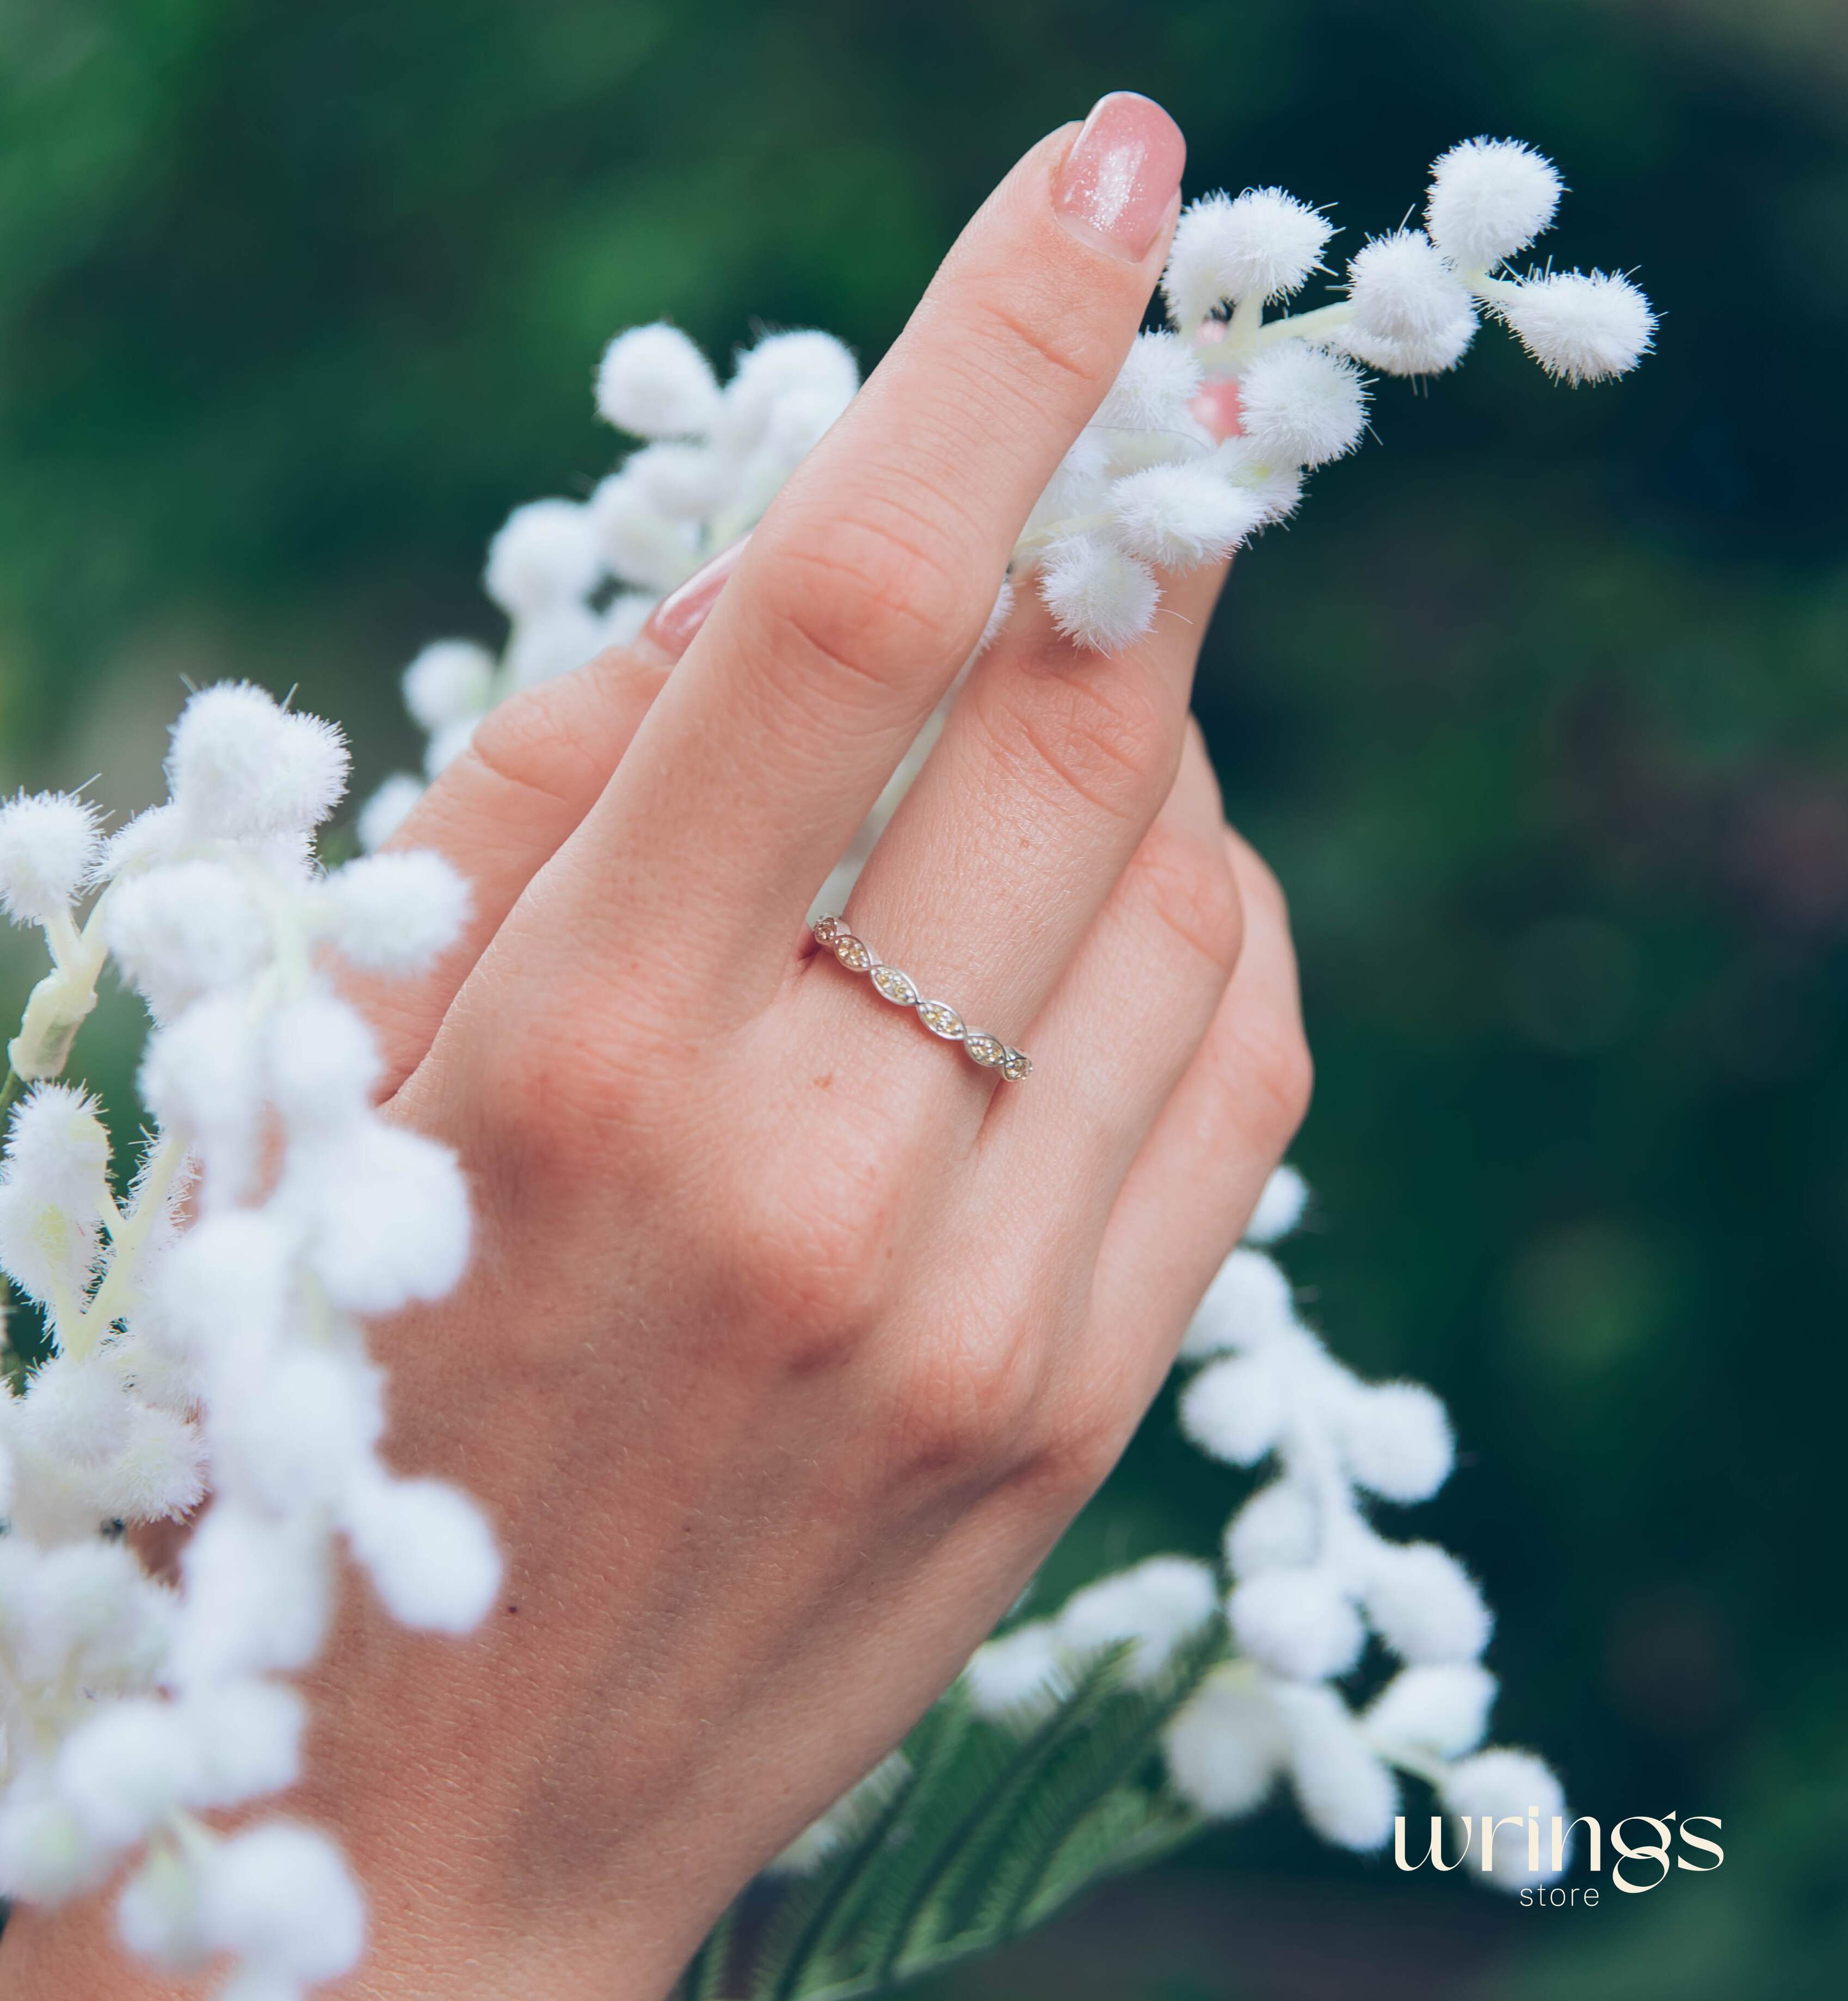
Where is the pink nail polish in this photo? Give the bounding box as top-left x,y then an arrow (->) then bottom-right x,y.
1052,92 -> 1185,261
642,534 -> 749,657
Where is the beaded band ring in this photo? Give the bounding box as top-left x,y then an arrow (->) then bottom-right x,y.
810,915 -> 1032,1082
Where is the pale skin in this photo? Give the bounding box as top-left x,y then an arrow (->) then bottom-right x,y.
2,94 -> 1310,1999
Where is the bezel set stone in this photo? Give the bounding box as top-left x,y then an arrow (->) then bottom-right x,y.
811,915 -> 1032,1082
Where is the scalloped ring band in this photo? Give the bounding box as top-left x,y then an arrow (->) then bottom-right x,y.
810,915 -> 1033,1082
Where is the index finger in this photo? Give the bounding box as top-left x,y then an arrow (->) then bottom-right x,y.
555,95 -> 1186,1000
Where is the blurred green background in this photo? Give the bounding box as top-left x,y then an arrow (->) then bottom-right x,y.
3,0 -> 1844,1994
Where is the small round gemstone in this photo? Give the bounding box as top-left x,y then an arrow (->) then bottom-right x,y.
917,1000 -> 965,1040
964,1033 -> 1006,1069
871,965 -> 920,1006
1001,1048 -> 1033,1082
834,934 -> 873,972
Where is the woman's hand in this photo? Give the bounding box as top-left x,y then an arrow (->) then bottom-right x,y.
4,92 -> 1309,2001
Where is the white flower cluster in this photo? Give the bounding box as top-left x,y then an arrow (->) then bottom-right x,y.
361,135 -> 1652,849
954,1168 -> 1566,1889
359,323 -> 865,849
0,684 -> 498,1997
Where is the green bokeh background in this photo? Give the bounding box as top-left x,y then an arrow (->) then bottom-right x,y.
3,1 -> 1844,1994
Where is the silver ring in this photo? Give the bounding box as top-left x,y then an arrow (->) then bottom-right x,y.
810,915 -> 1032,1082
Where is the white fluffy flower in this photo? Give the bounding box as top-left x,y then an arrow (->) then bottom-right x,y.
355,773 -> 423,854
103,861 -> 269,1019
1108,464 -> 1265,567
1272,1682 -> 1399,1850
0,792 -> 102,925
1054,1557 -> 1218,1685
1223,1480 -> 1321,1578
170,1504 -> 333,1687
1492,269 -> 1657,384
57,1699 -> 198,1847
1425,138 -> 1563,271
402,640 -> 495,731
588,473 -> 701,594
1096,331 -> 1203,437
1244,1164 -> 1308,1246
294,1123 -> 470,1316
484,498 -> 604,617
1228,1567 -> 1365,1682
963,1621 -> 1063,1717
196,1823 -> 367,1984
1179,1353 -> 1284,1466
1335,1380 -> 1454,1502
1236,344 -> 1369,468
0,1773 -> 109,1903
1440,1749 -> 1568,1887
343,1476 -> 502,1634
1037,536 -> 1160,653
165,684 -> 349,843
1163,1666 -> 1285,1816
1340,230 -> 1479,375
319,850 -> 471,976
116,1846 -> 208,1971
0,1083 -> 110,1306
1363,1541 -> 1492,1664
595,323 -> 723,439
1162,188 -> 1332,328
718,330 -> 859,455
1364,1663 -> 1498,1762
1179,1247 -> 1296,1358
502,601 -> 607,691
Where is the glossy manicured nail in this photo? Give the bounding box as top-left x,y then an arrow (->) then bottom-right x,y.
1052,92 -> 1185,261
642,534 -> 749,658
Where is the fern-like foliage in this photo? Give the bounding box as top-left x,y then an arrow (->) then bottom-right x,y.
675,1626 -> 1228,2000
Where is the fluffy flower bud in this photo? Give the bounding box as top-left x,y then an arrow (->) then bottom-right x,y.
1243,1164 -> 1308,1246
1340,230 -> 1479,375
1163,1666 -> 1285,1816
196,1821 -> 367,1984
1440,1749 -> 1567,1887
165,685 -> 349,843
1335,1380 -> 1454,1502
1363,1541 -> 1492,1664
717,331 -> 859,456
57,1697 -> 198,1847
1037,536 -> 1159,653
1096,331 -> 1203,436
1108,464 -> 1265,567
295,1123 -> 469,1316
401,640 -> 495,732
1272,1681 -> 1399,1850
170,1505 -> 332,1685
355,774 -> 423,855
1223,1479 -> 1321,1578
1364,1662 -> 1498,1762
343,1476 -> 502,1633
1054,1557 -> 1218,1686
963,1621 -> 1062,1718
588,473 -> 700,594
319,850 -> 471,977
0,1774 -> 110,1902
1179,1246 -> 1296,1359
1178,1353 -> 1284,1466
1161,188 -> 1332,326
1425,138 -> 1562,271
0,791 -> 101,925
1228,1567 -> 1364,1682
116,1847 -> 208,1971
483,498 -> 603,617
103,861 -> 269,1019
1493,269 -> 1656,384
1236,344 -> 1369,468
595,323 -> 723,438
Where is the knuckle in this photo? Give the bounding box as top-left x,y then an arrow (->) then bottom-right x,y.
760,503 -> 980,700
888,1336 -> 1039,1483
968,294 -> 1112,398
463,652 -> 660,815
1011,1379 -> 1135,1514
976,663 -> 1179,829
1250,1018 -> 1315,1141
724,1137 -> 903,1373
1123,823 -> 1245,977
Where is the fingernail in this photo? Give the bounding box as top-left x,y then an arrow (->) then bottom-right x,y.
1052,92 -> 1185,261
641,534 -> 749,658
